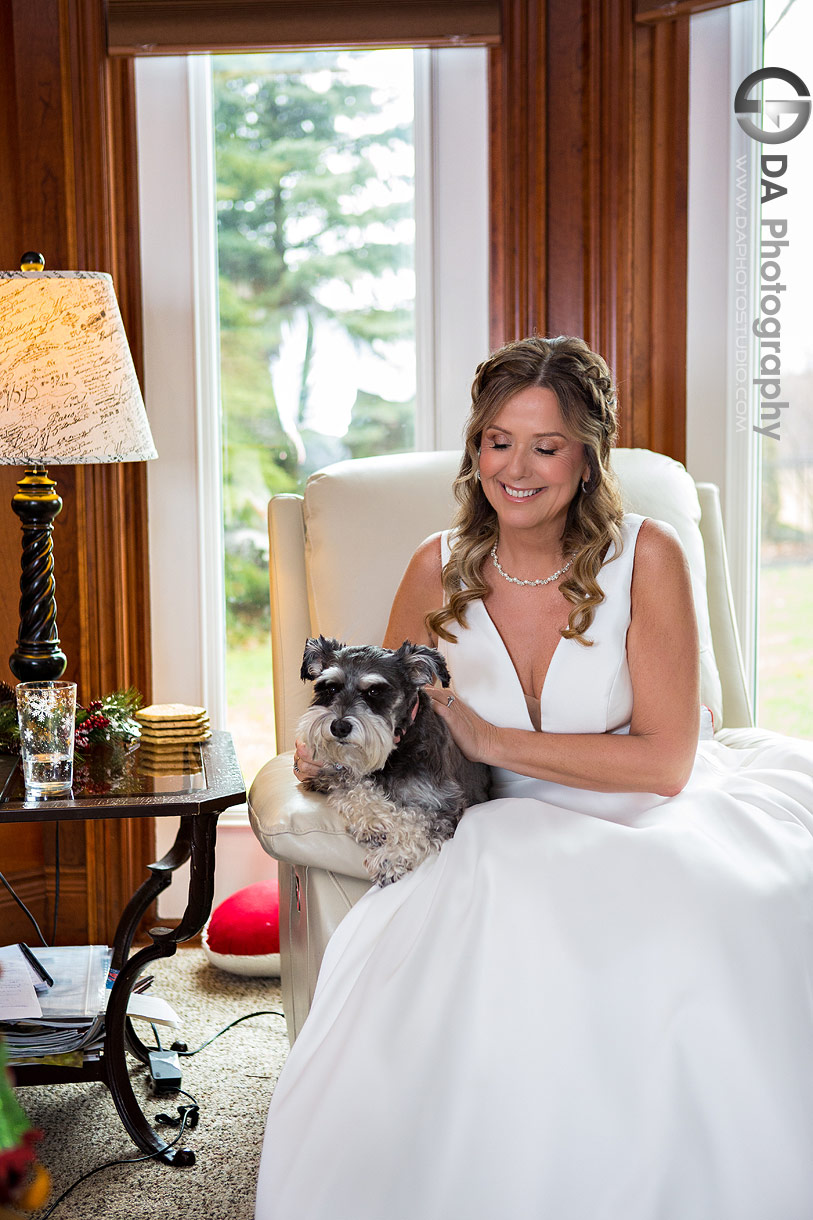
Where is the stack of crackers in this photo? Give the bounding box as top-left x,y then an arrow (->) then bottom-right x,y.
135,703 -> 210,775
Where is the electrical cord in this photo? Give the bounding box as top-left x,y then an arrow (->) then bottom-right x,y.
0,867 -> 48,946
154,1087 -> 200,1129
171,1009 -> 285,1057
0,822 -> 60,947
35,1010 -> 284,1213
37,1093 -> 199,1218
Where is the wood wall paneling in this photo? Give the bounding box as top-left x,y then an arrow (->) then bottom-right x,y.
0,823 -> 46,946
489,0 -> 689,462
630,16 -> 689,456
487,2 -> 546,348
584,0 -> 633,399
0,3 -> 22,276
0,3 -> 21,702
544,0 -> 590,341
0,0 -> 154,944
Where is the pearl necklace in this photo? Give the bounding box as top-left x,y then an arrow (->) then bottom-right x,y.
490,542 -> 574,588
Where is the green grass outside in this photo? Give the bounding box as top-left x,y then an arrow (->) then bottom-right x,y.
225,636 -> 276,791
758,563 -> 813,740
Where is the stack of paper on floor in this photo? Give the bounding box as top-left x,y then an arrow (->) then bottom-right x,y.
0,945 -> 111,1066
0,946 -> 182,1068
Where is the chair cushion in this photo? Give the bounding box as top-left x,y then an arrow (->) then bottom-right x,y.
304,450 -> 461,645
612,449 -> 723,728
249,754 -> 370,880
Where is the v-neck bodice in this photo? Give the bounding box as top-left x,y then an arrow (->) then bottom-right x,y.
479,601 -> 568,732
437,514 -> 654,819
438,515 -> 650,814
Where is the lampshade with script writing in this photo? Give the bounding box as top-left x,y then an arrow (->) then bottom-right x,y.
0,270 -> 157,464
0,265 -> 157,684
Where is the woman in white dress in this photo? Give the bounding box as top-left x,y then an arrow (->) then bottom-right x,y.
256,336 -> 813,1220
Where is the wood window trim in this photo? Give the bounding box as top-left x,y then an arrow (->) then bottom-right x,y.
635,0 -> 748,24
107,0 -> 501,55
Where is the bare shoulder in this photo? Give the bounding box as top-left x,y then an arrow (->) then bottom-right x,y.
631,518 -> 690,586
626,517 -> 700,755
407,531 -> 444,583
630,517 -> 695,622
383,532 -> 444,648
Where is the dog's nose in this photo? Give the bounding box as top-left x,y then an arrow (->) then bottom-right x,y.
330,718 -> 352,739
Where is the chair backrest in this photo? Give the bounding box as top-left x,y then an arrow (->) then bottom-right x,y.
268,447 -> 752,752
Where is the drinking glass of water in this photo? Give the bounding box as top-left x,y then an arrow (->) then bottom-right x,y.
15,681 -> 77,798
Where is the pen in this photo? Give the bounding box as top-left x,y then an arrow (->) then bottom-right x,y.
18,942 -> 54,988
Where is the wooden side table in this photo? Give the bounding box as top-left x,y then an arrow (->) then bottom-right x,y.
0,730 -> 246,1165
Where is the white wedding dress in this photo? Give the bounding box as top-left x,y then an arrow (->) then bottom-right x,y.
255,515 -> 813,1220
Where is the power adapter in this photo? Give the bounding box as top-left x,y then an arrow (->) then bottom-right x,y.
148,1048 -> 182,1094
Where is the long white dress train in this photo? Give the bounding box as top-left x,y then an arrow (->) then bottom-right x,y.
255,515 -> 813,1220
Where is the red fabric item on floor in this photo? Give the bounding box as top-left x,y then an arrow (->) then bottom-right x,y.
206,879 -> 280,956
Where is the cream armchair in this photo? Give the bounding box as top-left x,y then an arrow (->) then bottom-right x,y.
249,448 -> 756,1044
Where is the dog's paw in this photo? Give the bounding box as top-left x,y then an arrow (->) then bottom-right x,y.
346,822 -> 387,847
306,773 -> 337,795
363,845 -> 410,888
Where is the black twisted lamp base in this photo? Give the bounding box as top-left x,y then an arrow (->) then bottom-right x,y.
9,466 -> 68,682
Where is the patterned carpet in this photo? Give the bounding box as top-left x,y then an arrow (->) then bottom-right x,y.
19,949 -> 290,1220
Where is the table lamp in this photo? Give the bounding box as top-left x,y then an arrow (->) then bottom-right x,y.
0,255 -> 158,682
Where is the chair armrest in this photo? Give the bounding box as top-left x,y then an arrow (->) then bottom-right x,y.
714,726 -> 813,752
248,752 -> 369,880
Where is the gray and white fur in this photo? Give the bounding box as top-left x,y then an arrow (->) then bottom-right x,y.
297,636 -> 491,886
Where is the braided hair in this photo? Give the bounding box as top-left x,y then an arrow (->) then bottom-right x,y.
426,336 -> 625,645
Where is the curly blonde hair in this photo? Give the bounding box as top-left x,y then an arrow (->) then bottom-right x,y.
427,335 -> 625,645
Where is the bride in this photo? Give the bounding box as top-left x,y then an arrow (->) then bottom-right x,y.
255,336 -> 813,1220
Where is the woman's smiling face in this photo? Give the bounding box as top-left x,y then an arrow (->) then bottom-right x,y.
478,386 -> 590,533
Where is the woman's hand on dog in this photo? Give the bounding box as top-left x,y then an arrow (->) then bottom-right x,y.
424,687 -> 498,766
293,740 -> 323,784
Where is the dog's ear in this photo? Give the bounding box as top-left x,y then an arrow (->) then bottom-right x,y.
394,641 -> 451,689
301,635 -> 343,681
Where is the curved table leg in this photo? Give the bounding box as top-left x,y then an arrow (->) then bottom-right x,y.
110,818 -> 198,973
102,810 -> 220,1164
109,817 -> 195,1065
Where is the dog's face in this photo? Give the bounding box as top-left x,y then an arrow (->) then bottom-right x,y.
298,636 -> 450,776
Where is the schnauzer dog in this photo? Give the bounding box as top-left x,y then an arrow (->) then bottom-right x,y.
297,636 -> 491,886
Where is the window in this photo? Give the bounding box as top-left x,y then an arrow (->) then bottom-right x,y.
687,0 -> 813,733
135,48 -> 488,789
756,0 -> 813,737
213,49 -> 418,785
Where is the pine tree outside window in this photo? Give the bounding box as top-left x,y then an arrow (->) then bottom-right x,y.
213,50 -> 417,785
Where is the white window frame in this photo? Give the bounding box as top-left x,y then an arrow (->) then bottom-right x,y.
135,49 -> 488,912
686,0 -> 764,704
414,49 -> 490,450
136,55 -> 227,727
136,48 -> 488,731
